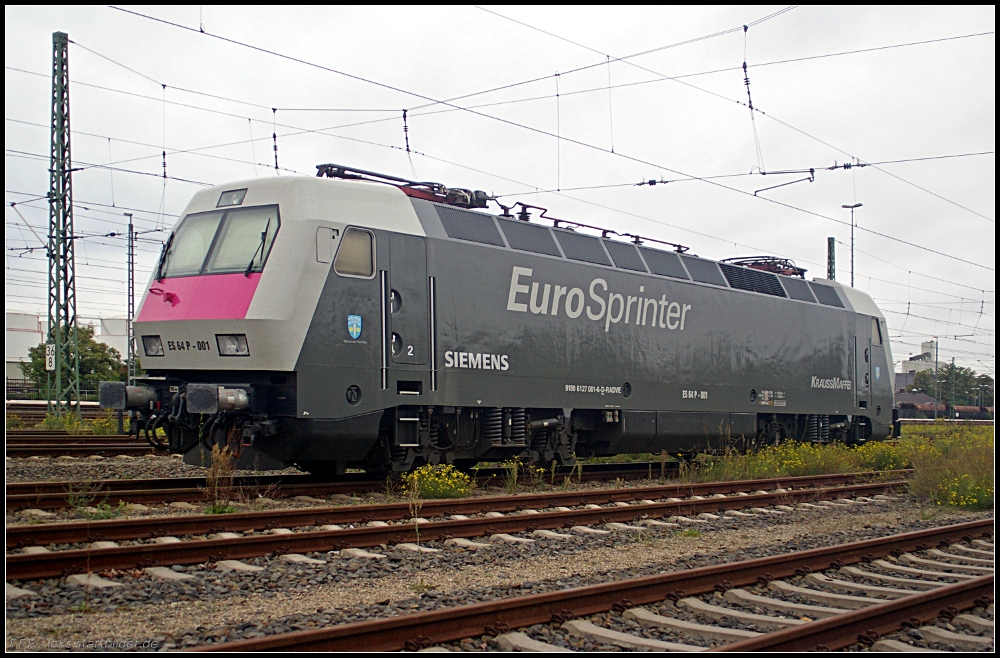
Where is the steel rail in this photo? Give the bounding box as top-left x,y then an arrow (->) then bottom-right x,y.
6,434 -> 149,446
5,445 -> 154,457
6,460 -> 677,495
6,472 -> 896,547
4,466 -> 904,511
713,575 -> 994,652
7,473 -> 360,496
4,461 -> 682,511
188,519 -> 992,651
13,462 -> 664,510
5,481 -> 908,580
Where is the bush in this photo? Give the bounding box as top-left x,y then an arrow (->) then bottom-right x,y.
37,412 -> 88,434
902,425 -> 993,510
90,411 -> 122,435
401,464 -> 474,499
6,414 -> 25,430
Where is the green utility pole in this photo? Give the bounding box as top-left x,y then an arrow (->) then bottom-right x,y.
47,31 -> 80,418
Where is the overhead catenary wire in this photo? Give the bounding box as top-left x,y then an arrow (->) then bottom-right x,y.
465,11 -> 995,224
462,5 -> 795,109
101,7 -> 999,271
7,16 -> 992,354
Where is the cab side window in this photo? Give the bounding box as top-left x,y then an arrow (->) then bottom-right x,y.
334,228 -> 375,278
871,317 -> 883,346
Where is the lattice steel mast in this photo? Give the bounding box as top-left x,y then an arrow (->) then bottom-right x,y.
47,31 -> 80,417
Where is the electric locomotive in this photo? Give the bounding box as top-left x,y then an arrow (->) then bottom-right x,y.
100,165 -> 898,474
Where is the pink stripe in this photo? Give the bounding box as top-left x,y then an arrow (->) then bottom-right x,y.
136,273 -> 261,321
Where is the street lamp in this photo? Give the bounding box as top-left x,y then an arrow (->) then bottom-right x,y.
842,203 -> 862,287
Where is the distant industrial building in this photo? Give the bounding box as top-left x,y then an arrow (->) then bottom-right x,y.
894,339 -> 940,394
5,312 -> 44,380
4,312 -> 128,382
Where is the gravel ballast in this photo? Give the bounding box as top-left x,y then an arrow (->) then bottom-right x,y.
4,495 -> 990,651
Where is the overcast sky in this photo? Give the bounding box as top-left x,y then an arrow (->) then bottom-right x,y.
5,5 -> 995,374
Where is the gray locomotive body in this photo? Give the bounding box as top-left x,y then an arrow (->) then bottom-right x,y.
101,172 -> 896,474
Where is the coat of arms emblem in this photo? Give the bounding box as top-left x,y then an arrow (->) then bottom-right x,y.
347,314 -> 362,340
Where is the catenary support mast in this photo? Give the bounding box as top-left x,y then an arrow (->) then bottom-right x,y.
47,31 -> 80,417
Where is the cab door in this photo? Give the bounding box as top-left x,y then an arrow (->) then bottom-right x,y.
854,323 -> 872,410
388,233 -> 428,366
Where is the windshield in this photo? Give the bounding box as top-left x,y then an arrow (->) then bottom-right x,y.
159,205 -> 280,278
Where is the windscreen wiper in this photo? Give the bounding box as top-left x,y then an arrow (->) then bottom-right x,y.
155,234 -> 173,282
244,218 -> 271,277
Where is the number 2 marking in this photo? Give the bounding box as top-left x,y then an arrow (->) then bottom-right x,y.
407,345 -> 414,356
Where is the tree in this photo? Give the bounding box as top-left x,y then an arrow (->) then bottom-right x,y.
909,363 -> 993,406
22,325 -> 125,392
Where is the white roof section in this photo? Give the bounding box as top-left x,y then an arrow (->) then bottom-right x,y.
179,176 -> 426,236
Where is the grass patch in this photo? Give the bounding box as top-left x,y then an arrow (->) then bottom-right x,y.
401,464 -> 474,499
679,529 -> 702,538
678,440 -> 909,482
204,444 -> 236,509
90,410 -> 126,435
677,422 -> 992,511
904,424 -> 993,510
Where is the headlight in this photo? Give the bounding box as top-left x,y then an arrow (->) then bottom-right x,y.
141,335 -> 164,356
216,334 -> 250,356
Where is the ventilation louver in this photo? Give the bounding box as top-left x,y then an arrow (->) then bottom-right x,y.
436,206 -> 505,247
719,263 -> 787,297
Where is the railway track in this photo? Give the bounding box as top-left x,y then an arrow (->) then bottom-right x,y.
185,519 -> 992,652
6,472 -> 896,548
6,461 -> 689,510
5,401 -> 104,425
6,476 -> 908,580
5,429 -> 152,457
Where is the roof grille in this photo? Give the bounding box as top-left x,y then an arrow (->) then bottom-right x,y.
719,263 -> 787,297
436,206 -> 505,247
